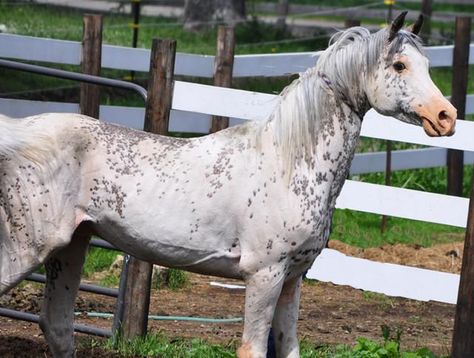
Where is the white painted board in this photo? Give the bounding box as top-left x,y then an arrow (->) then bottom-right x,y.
2,34 -> 472,78
336,180 -> 469,228
2,91 -> 474,152
172,81 -> 278,120
209,249 -> 461,305
0,98 -> 79,117
307,249 -> 460,304
350,148 -> 474,174
0,33 -> 81,65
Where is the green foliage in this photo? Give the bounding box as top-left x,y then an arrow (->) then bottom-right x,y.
82,247 -> 120,278
167,269 -> 190,291
331,209 -> 464,249
362,291 -> 394,309
322,326 -> 441,358
97,329 -> 444,358
105,333 -> 236,357
341,327 -> 438,358
355,165 -> 474,197
234,16 -> 330,54
150,266 -> 190,290
99,272 -> 121,288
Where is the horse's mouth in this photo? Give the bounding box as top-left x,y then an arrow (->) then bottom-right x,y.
421,117 -> 442,137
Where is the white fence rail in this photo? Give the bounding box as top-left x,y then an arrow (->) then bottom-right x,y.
2,96 -> 474,175
1,33 -> 474,77
1,33 -> 474,305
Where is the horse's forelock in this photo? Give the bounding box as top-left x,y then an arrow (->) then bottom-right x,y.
326,27 -> 424,73
386,30 -> 424,61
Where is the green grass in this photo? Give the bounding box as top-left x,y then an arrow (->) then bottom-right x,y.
0,3 -> 327,55
99,271 -> 121,288
88,330 -> 444,357
83,249 -> 190,290
83,247 -> 121,278
357,165 -> 474,196
104,334 -> 236,358
332,209 -> 464,249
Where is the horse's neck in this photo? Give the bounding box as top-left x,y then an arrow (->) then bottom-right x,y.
265,71 -> 363,200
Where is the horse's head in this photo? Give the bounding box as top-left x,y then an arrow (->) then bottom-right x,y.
365,12 -> 457,137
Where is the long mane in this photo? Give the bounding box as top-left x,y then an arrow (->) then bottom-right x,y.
267,26 -> 423,178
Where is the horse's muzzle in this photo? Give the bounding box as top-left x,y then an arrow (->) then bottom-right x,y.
418,98 -> 457,137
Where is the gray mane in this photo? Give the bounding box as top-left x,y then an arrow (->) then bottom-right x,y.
268,26 -> 424,179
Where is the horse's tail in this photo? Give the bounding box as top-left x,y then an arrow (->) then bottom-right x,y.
0,114 -> 53,163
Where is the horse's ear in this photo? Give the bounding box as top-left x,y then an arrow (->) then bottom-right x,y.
388,11 -> 408,41
408,14 -> 424,36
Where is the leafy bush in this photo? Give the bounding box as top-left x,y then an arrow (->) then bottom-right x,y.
330,326 -> 440,358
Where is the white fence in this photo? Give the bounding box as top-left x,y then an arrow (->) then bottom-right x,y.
1,33 -> 474,304
1,33 -> 474,77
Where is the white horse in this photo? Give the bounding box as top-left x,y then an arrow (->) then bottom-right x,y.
0,12 -> 456,358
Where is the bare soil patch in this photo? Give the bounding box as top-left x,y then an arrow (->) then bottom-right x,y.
0,240 -> 463,357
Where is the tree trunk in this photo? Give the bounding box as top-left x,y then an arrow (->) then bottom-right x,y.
183,0 -> 245,31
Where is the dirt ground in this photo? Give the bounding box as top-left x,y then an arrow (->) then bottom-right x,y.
0,239 -> 464,357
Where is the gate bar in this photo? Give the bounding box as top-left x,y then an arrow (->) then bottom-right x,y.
26,273 -> 119,298
0,58 -> 147,102
0,308 -> 112,337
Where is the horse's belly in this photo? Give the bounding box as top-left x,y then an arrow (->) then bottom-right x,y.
144,241 -> 242,279
93,220 -> 243,279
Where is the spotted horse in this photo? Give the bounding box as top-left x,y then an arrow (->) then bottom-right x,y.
0,12 -> 456,358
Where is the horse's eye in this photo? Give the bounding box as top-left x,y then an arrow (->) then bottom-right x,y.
393,61 -> 406,72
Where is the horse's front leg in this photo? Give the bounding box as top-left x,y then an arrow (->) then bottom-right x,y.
272,275 -> 302,358
238,270 -> 285,358
39,225 -> 91,358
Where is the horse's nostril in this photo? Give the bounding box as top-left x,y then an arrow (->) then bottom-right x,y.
439,110 -> 449,121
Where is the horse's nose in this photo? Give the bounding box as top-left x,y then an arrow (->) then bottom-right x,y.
437,105 -> 457,136
418,98 -> 457,137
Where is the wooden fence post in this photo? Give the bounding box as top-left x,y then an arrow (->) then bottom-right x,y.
447,17 -> 470,197
210,26 -> 235,133
143,39 -> 176,135
380,2 -> 395,234
420,0 -> 432,42
344,19 -> 360,28
121,38 -> 177,339
451,17 -> 473,355
452,177 -> 474,356
80,14 -> 103,118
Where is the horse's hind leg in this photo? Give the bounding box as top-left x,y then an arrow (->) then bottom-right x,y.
39,224 -> 91,358
271,276 -> 302,358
